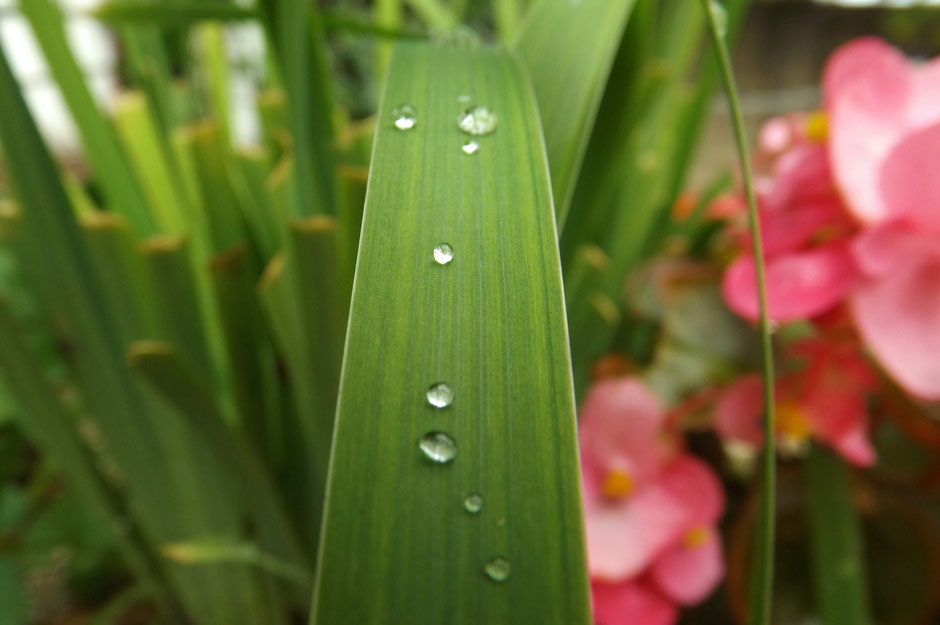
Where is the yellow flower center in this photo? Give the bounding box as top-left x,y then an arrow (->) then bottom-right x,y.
683,526 -> 709,549
602,469 -> 635,500
805,111 -> 828,143
776,401 -> 813,444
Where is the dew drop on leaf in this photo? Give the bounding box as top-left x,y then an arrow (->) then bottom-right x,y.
463,493 -> 483,514
433,243 -> 454,265
483,557 -> 511,582
462,140 -> 480,155
426,383 -> 453,408
392,104 -> 417,130
419,432 -> 457,464
457,106 -> 498,136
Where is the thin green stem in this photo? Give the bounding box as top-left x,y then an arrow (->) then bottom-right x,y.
699,3 -> 776,625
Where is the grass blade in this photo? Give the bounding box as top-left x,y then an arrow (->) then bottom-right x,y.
311,42 -> 590,624
258,0 -> 336,217
806,445 -> 873,625
514,0 -> 637,227
699,3 -> 777,624
21,0 -> 155,234
92,2 -> 257,24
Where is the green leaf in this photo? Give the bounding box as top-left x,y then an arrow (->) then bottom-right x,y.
806,445 -> 873,625
0,556 -> 27,625
257,0 -> 336,217
20,0 -> 156,234
311,42 -> 590,624
161,538 -> 311,587
91,2 -> 257,24
514,0 -> 637,227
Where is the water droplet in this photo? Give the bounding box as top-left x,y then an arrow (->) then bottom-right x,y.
463,493 -> 483,514
709,1 -> 728,37
483,557 -> 511,582
458,94 -> 473,105
392,104 -> 417,130
457,106 -> 498,136
433,243 -> 454,265
426,382 -> 453,408
419,432 -> 457,464
462,140 -> 480,155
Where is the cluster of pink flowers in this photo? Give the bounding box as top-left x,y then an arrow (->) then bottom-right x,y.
724,37 -> 940,402
580,378 -> 725,625
581,37 -> 940,624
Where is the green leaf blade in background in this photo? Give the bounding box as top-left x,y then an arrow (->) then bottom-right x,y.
514,0 -> 637,228
311,42 -> 590,625
806,445 -> 873,625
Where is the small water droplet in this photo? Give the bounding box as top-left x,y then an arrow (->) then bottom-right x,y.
392,104 -> 417,130
483,557 -> 511,582
457,106 -> 498,136
433,243 -> 454,265
426,382 -> 453,408
458,94 -> 473,105
709,1 -> 728,37
463,493 -> 483,514
419,432 -> 457,464
462,140 -> 480,155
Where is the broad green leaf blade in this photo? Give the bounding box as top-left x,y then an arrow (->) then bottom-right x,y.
514,0 -> 636,227
806,446 -> 873,625
21,0 -> 156,234
311,42 -> 590,625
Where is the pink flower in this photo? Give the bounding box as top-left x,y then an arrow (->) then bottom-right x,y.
580,378 -> 726,623
824,38 -> 940,399
714,338 -> 877,466
721,117 -> 862,323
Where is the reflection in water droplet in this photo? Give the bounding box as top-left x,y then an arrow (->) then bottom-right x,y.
462,140 -> 480,155
709,0 -> 728,37
463,493 -> 483,514
426,383 -> 453,408
419,432 -> 457,464
457,106 -> 498,136
483,557 -> 511,582
433,243 -> 454,265
392,104 -> 417,130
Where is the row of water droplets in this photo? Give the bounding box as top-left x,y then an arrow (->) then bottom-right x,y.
392,98 -> 508,584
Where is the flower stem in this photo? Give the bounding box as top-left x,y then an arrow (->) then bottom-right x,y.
698,3 -> 777,625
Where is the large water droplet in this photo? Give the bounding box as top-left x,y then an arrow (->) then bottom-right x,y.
392,104 -> 417,130
457,106 -> 498,136
419,432 -> 457,464
426,382 -> 453,408
463,493 -> 483,514
709,1 -> 728,37
462,140 -> 480,155
483,557 -> 511,582
433,243 -> 454,265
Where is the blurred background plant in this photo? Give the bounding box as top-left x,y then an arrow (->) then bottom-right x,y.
0,0 -> 938,624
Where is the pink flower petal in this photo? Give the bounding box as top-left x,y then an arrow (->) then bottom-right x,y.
822,38 -> 907,109
879,121 -> 940,230
714,374 -> 765,446
910,56 -> 940,127
828,419 -> 876,467
584,483 -> 689,581
658,456 -> 726,527
579,378 -> 675,492
852,220 -> 937,278
759,144 -> 834,214
592,580 -> 678,625
760,198 -> 852,258
723,242 -> 861,322
825,40 -> 911,224
852,256 -> 940,400
651,528 -> 725,606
